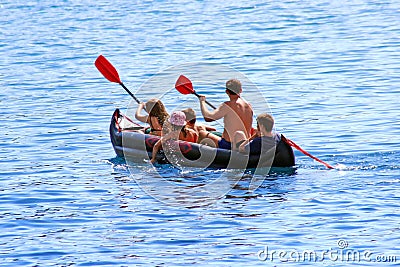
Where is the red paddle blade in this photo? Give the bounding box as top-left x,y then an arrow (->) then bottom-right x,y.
175,75 -> 194,95
94,55 -> 122,84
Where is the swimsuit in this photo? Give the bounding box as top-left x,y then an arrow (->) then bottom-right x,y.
218,138 -> 232,150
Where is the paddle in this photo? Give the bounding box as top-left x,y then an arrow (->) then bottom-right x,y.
175,75 -> 216,109
281,135 -> 334,169
94,55 -> 141,104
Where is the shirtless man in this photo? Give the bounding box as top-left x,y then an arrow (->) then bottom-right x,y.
198,79 -> 253,149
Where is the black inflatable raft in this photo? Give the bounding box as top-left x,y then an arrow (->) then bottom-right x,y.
110,109 -> 295,169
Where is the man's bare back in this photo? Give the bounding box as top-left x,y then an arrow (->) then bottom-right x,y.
198,79 -> 254,148
220,98 -> 253,142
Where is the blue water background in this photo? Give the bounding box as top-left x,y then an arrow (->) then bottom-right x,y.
1,0 -> 399,266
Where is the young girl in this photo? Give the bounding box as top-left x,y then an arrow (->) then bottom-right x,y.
181,108 -> 216,142
135,98 -> 169,136
151,111 -> 198,163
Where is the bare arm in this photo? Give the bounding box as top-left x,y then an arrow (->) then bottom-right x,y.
239,139 -> 250,153
249,130 -> 259,141
135,102 -> 148,123
195,123 -> 216,132
199,96 -> 227,122
205,125 -> 217,131
150,131 -> 179,163
151,139 -> 162,163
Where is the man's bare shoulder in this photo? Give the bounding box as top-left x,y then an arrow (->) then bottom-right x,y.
217,102 -> 230,110
240,98 -> 253,111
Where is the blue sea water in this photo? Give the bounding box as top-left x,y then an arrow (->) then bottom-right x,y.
1,0 -> 400,266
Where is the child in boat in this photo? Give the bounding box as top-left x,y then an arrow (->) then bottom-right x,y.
234,113 -> 276,155
150,111 -> 198,163
181,108 -> 216,143
135,98 -> 169,136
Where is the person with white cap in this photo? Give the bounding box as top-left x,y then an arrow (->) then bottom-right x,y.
150,111 -> 198,163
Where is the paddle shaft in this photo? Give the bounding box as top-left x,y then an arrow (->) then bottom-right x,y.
119,82 -> 140,104
282,135 -> 334,169
95,55 -> 142,105
193,91 -> 217,109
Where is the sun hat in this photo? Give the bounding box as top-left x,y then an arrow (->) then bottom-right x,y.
181,108 -> 196,121
169,111 -> 186,127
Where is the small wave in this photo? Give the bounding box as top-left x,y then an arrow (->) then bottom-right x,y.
316,151 -> 400,172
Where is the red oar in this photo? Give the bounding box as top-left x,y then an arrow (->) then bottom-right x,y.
281,135 -> 334,169
175,75 -> 216,109
94,55 -> 141,104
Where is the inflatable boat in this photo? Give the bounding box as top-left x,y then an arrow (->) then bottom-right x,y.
109,109 -> 295,169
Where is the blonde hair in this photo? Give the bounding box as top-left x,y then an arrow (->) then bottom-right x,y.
145,98 -> 169,125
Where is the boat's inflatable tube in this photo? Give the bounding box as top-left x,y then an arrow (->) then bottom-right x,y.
110,109 -> 295,169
